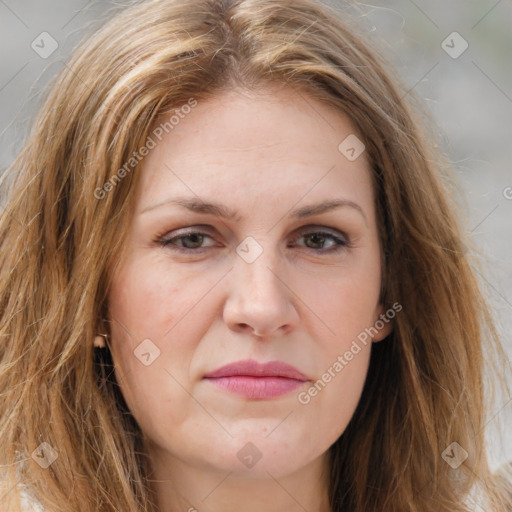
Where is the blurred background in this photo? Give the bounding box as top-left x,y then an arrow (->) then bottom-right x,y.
0,0 -> 511,470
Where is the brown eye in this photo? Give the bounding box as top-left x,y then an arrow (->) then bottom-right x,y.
292,229 -> 349,253
157,230 -> 217,253
173,233 -> 207,249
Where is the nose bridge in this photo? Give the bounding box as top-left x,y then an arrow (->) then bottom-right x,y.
234,234 -> 283,300
223,234 -> 297,336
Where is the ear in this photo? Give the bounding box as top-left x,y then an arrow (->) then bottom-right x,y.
371,303 -> 395,342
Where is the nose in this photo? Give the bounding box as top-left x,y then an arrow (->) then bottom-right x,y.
223,244 -> 299,338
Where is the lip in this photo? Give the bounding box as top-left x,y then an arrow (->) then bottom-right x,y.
203,359 -> 309,399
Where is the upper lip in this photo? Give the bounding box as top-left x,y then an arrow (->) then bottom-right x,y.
204,359 -> 309,381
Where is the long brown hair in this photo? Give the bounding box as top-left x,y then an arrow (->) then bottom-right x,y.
1,0 -> 511,510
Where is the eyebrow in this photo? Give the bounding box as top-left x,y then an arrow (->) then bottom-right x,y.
140,196 -> 367,224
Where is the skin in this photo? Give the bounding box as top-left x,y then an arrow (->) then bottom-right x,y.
107,83 -> 392,512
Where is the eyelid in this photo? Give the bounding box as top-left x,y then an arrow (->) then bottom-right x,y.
157,227 -> 217,248
156,224 -> 215,241
293,224 -> 348,239
163,225 -> 215,238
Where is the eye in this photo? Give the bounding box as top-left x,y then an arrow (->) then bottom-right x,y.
156,229 -> 217,253
291,228 -> 349,253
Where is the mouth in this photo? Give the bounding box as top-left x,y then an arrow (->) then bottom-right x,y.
203,359 -> 309,400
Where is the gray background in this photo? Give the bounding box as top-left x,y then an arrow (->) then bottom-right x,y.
1,0 -> 511,470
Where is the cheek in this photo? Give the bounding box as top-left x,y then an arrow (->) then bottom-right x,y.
108,254 -> 209,341
106,258 -> 180,419
292,254 -> 380,432
297,257 -> 382,342
294,341 -> 371,458
106,255 -> 223,436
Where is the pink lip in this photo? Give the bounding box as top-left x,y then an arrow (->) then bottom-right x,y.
203,360 -> 309,400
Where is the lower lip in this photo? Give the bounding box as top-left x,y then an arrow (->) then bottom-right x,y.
204,376 -> 306,399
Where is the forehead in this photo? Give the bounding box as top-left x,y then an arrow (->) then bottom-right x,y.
136,85 -> 374,214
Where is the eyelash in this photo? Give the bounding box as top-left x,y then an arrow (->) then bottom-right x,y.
155,226 -> 350,255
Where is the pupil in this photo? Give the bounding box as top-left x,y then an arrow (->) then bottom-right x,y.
183,234 -> 203,248
308,234 -> 324,248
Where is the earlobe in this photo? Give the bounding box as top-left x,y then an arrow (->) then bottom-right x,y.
94,334 -> 108,348
372,322 -> 392,342
371,304 -> 394,342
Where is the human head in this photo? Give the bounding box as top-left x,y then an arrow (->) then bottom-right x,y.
0,0 -> 510,511
105,83 -> 392,507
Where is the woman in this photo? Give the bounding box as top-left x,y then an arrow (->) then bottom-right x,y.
0,0 -> 511,510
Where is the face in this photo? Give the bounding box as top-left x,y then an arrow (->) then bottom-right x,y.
107,84 -> 391,481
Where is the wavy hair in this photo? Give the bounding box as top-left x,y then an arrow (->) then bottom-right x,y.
1,0 -> 511,510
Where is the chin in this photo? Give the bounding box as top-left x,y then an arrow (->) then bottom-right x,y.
197,431 -> 323,479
